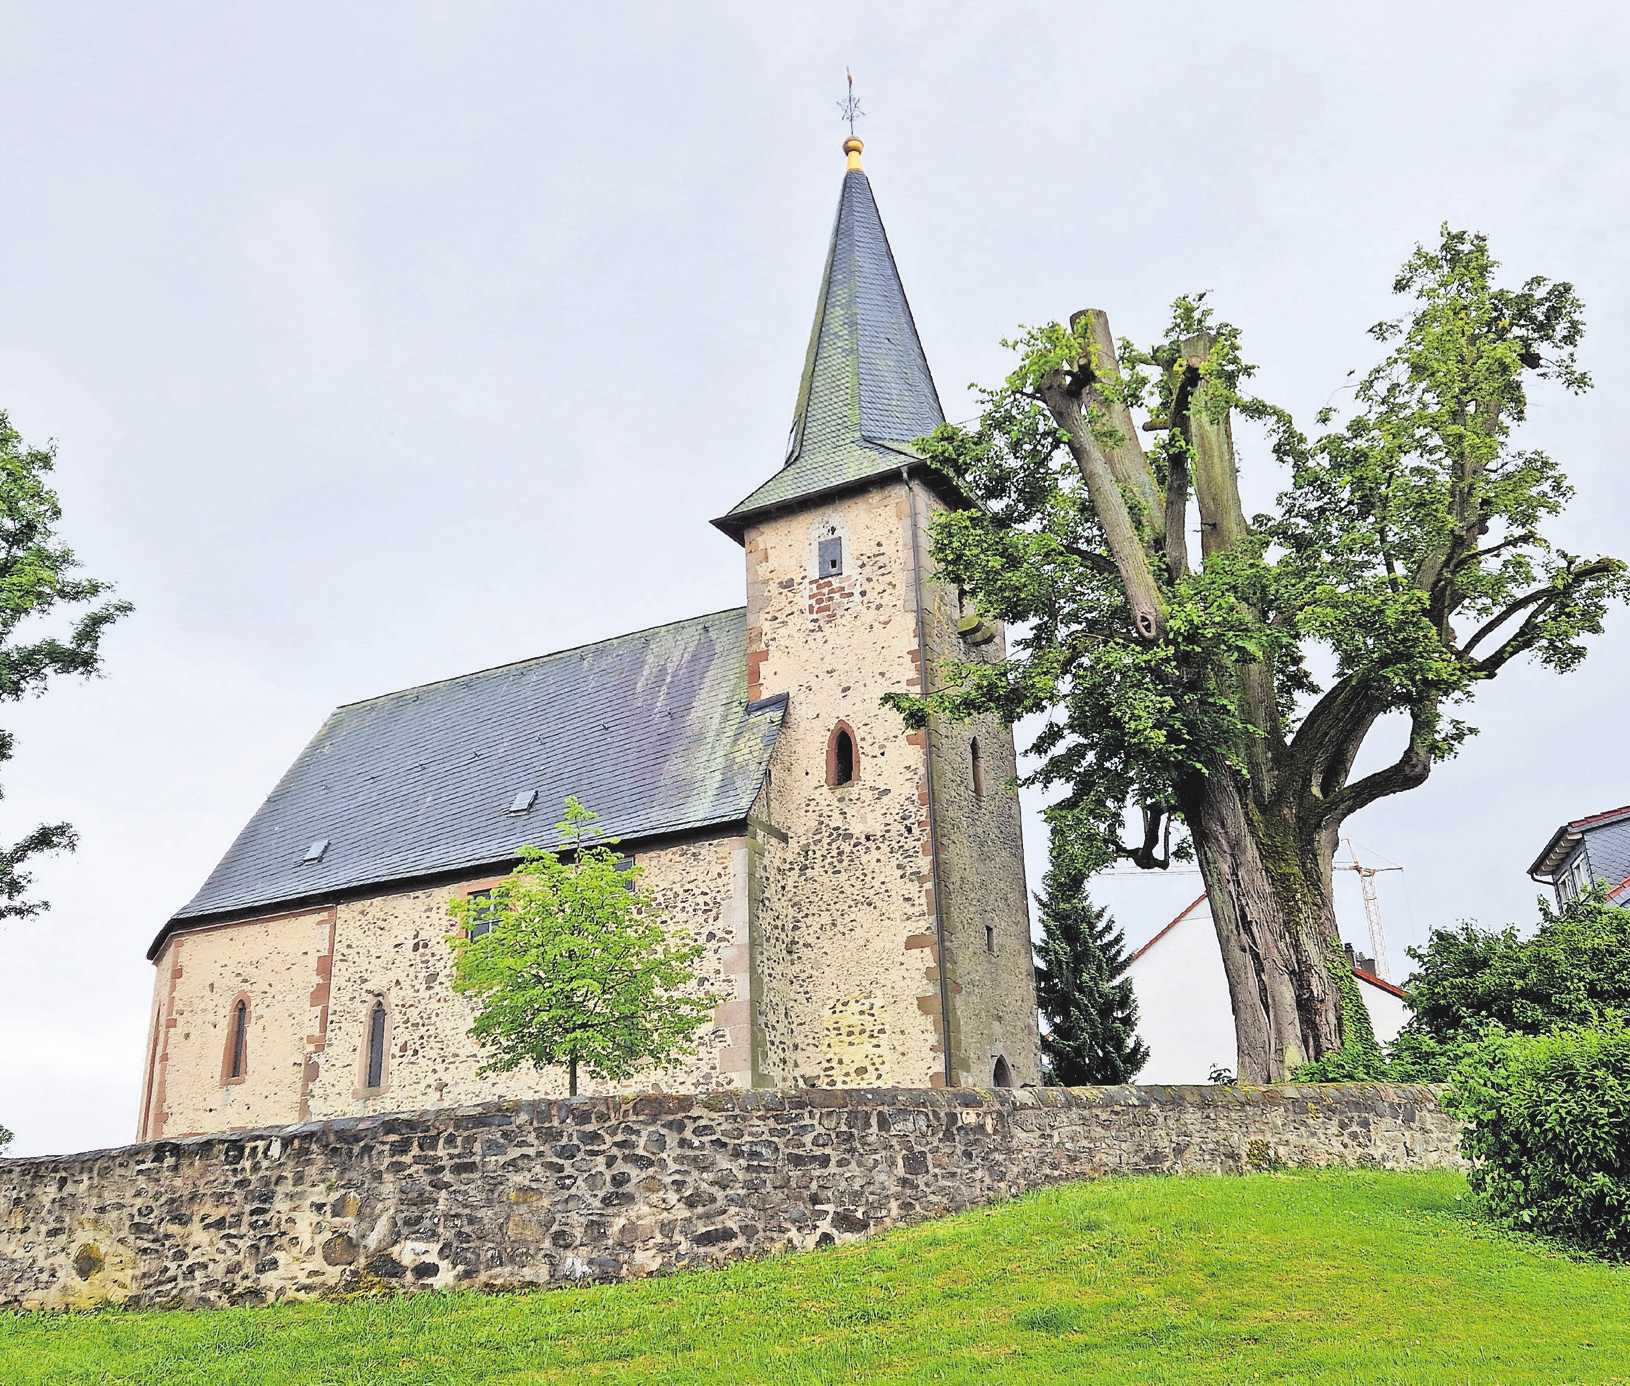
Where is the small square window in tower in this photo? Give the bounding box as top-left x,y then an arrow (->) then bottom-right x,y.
818,537 -> 843,577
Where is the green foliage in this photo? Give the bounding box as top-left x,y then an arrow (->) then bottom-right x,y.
0,1122 -> 11,1155
892,229 -> 1623,875
446,799 -> 718,1095
1290,952 -> 1385,1082
1447,1017 -> 1630,1255
1388,889 -> 1630,1080
1033,819 -> 1148,1085
9,1171 -> 1630,1383
0,414 -> 130,919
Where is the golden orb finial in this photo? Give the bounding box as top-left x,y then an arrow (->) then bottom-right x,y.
844,136 -> 864,172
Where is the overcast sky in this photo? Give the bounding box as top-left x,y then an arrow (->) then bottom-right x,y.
2,2 -> 1626,1156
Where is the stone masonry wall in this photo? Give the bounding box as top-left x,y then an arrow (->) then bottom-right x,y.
142,833 -> 751,1141
745,487 -> 948,1090
743,476 -> 1037,1092
912,482 -> 1039,1089
1,1083 -> 1463,1310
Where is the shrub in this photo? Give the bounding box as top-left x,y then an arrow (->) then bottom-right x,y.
1385,891 -> 1630,1082
1446,1016 -> 1630,1255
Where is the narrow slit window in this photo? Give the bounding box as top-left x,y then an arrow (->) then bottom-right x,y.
365,1001 -> 387,1090
833,728 -> 855,786
818,536 -> 843,577
985,923 -> 996,955
971,738 -> 985,798
229,999 -> 248,1079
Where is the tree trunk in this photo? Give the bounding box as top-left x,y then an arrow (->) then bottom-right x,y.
1179,763 -> 1345,1083
568,1051 -> 579,1097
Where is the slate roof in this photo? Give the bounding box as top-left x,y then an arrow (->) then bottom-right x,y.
153,609 -> 782,954
714,159 -> 945,536
1528,803 -> 1630,879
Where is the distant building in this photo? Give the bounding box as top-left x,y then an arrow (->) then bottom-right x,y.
1123,895 -> 1410,1085
1527,804 -> 1630,909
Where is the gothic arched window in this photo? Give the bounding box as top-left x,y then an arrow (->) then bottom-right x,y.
993,1055 -> 1013,1089
365,1000 -> 388,1090
828,723 -> 857,787
228,999 -> 249,1080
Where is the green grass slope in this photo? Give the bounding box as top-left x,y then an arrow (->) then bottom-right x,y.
3,1169 -> 1627,1384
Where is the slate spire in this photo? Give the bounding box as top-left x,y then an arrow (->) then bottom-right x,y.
715,137 -> 945,535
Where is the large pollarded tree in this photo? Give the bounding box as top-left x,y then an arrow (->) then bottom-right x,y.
889,228 -> 1625,1083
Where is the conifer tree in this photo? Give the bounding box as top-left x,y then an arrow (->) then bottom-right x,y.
1034,826 -> 1149,1085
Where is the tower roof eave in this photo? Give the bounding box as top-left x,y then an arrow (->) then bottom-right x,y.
711,453 -> 969,543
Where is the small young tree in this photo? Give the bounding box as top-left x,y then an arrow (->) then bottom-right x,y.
0,413 -> 130,919
447,799 -> 718,1096
1034,821 -> 1149,1085
888,228 -> 1625,1082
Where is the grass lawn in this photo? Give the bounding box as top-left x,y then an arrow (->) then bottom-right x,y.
2,1168 -> 1627,1384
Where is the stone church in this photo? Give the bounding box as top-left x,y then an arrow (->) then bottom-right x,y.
137,138 -> 1037,1141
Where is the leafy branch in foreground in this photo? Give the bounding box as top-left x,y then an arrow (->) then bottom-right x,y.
887,227 -> 1625,1081
446,798 -> 718,1096
0,413 -> 131,920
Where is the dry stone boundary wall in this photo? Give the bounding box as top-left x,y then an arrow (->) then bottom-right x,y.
1,1083 -> 1463,1310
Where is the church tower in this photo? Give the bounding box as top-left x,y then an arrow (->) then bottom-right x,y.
715,138 -> 1038,1089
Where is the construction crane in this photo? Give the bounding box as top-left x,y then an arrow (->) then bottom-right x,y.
1336,839 -> 1402,982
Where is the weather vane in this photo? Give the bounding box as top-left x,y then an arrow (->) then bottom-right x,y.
837,68 -> 864,136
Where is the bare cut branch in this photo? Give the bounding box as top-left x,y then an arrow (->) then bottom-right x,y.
1179,333 -> 1251,561
1120,803 -> 1171,870
1037,367 -> 1166,642
1071,308 -> 1165,543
